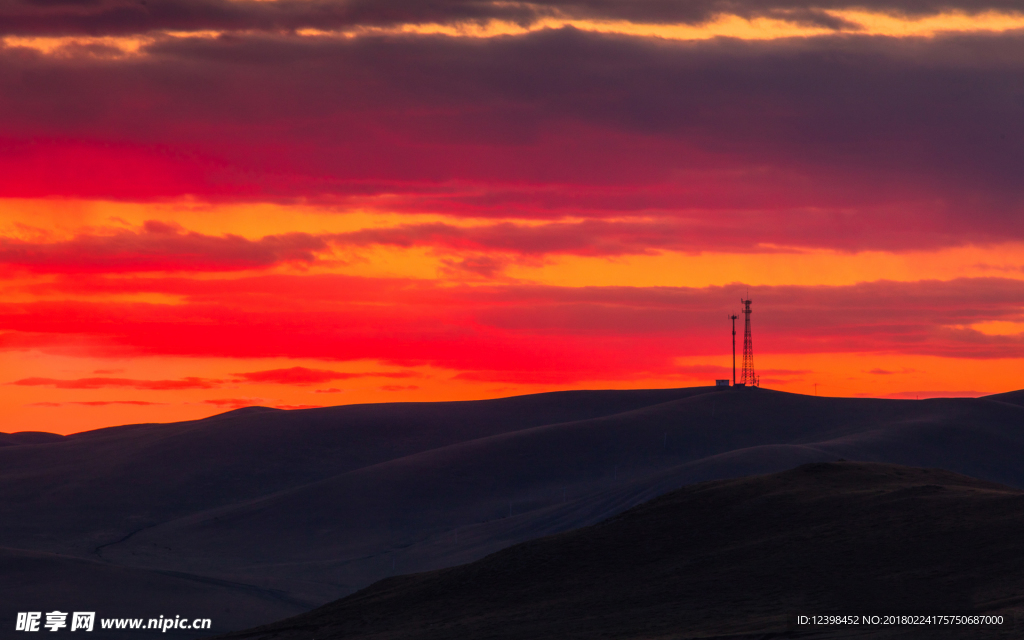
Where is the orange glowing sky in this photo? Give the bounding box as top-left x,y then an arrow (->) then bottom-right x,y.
2,3 -> 1024,433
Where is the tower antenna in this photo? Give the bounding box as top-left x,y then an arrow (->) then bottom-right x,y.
728,314 -> 738,386
740,297 -> 757,387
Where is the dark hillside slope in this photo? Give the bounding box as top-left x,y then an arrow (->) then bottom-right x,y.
982,389 -> 1024,407
221,462 -> 1024,640
0,388 -> 719,633
0,387 -> 706,556
0,546 -> 303,637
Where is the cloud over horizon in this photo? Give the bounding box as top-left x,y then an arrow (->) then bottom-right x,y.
4,276 -> 1024,388
1,0 -> 1021,37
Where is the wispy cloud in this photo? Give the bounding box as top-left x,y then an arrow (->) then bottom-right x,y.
0,221 -> 329,273
866,367 -> 917,375
11,376 -> 221,390
0,0 -> 1016,38
202,398 -> 263,409
233,367 -> 419,385
875,390 -> 988,399
29,400 -> 165,406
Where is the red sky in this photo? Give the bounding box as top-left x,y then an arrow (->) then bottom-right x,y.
2,2 -> 1024,433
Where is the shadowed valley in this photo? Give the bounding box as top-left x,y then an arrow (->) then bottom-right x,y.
220,462 -> 1024,640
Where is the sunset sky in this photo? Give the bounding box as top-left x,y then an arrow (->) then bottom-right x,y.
2,0 -> 1024,434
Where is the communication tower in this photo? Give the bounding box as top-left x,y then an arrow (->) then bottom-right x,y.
740,297 -> 757,387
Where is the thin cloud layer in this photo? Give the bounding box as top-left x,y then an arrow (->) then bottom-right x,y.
233,366 -> 419,384
4,276 -> 1024,385
29,400 -> 165,406
0,221 -> 329,273
0,0 -> 1020,37
0,216 -> 983,277
10,376 -> 220,389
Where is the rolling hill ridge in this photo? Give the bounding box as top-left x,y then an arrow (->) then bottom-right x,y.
3,386 -> 1024,636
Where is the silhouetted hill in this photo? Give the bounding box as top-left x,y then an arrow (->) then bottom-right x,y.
0,388 -> 711,634
4,387 -> 1024,636
1,388 -> 707,556
982,389 -> 1024,407
0,431 -> 65,446
219,462 -> 1024,640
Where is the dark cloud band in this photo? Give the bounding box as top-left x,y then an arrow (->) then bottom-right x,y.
0,0 -> 1020,37
0,29 -> 1022,252
0,221 -> 328,272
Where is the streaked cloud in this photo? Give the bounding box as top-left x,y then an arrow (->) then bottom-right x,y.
10,376 -> 221,389
29,400 -> 166,406
1,0 -> 1020,39
0,221 -> 329,273
233,366 -> 419,385
875,390 -> 987,399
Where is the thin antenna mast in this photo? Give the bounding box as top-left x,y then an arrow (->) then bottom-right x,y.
728,314 -> 738,385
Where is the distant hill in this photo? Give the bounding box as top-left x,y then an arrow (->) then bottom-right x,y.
980,389 -> 1024,407
4,387 -> 1024,636
218,462 -> 1024,640
0,431 -> 65,446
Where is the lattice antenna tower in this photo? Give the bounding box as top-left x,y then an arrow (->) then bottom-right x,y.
740,296 -> 757,386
